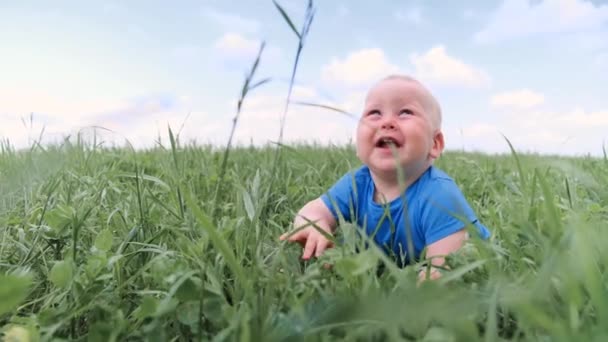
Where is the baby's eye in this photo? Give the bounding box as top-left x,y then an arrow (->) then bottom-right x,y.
399,109 -> 414,116
367,110 -> 381,116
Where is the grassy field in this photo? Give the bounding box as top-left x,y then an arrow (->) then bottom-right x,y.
3,2 -> 608,340
1,136 -> 608,341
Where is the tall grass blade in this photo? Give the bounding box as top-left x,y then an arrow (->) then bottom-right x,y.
272,0 -> 301,39
168,125 -> 185,218
213,41 -> 267,219
502,133 -> 527,190
291,101 -> 358,120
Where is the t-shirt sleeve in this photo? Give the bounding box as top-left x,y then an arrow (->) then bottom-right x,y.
420,179 -> 490,245
320,170 -> 358,222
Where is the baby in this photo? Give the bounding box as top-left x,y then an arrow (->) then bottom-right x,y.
280,74 -> 490,280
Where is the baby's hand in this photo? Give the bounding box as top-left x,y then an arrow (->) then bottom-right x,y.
417,266 -> 442,284
280,223 -> 334,260
280,198 -> 337,260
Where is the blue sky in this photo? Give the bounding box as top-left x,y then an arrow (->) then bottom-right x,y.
1,0 -> 607,156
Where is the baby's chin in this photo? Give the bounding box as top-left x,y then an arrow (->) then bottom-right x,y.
366,160 -> 402,174
367,157 -> 426,175
357,153 -> 411,173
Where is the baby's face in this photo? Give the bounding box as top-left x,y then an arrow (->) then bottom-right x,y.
356,78 -> 442,175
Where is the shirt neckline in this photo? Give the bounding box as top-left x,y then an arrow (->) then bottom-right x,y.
366,165 -> 433,210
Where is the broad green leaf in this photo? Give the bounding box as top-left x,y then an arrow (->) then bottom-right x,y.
49,260 -> 73,289
44,204 -> 74,238
422,326 -> 456,342
0,274 -> 32,315
85,252 -> 108,279
202,292 -> 225,324
177,301 -> 200,326
155,298 -> 179,317
334,251 -> 377,278
88,322 -> 119,342
176,278 -> 200,302
94,229 -> 113,252
134,296 -> 159,319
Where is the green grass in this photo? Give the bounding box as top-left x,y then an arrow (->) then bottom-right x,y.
1,138 -> 608,341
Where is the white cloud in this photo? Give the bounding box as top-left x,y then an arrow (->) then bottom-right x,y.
212,33 -> 281,71
337,90 -> 368,116
0,87 -> 123,123
409,45 -> 491,87
240,85 -> 319,119
0,82 -> 361,151
444,107 -> 608,156
511,108 -> 608,130
291,85 -> 320,100
202,7 -> 260,34
0,116 -> 38,149
319,45 -> 490,96
227,87 -> 358,146
214,33 -> 261,60
554,108 -> 608,127
474,0 -> 608,44
321,48 -> 401,87
395,8 -> 424,25
463,123 -> 499,138
490,89 -> 545,109
108,85 -> 356,150
0,89 -> 194,149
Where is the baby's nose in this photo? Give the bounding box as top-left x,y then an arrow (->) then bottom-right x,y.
381,118 -> 396,129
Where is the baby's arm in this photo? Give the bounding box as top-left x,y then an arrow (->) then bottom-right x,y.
418,229 -> 467,281
417,176 -> 490,282
280,198 -> 337,260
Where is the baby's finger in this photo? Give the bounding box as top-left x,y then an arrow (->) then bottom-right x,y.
281,229 -> 303,242
302,236 -> 317,260
315,239 -> 329,257
295,238 -> 307,248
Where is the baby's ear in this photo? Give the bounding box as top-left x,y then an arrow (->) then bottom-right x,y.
430,131 -> 445,159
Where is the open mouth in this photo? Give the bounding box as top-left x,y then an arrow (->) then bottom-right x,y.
375,137 -> 402,148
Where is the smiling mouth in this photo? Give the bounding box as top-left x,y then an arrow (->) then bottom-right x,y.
375,137 -> 402,148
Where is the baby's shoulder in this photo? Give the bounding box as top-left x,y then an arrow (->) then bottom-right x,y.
330,164 -> 374,193
412,166 -> 477,217
416,166 -> 464,199
422,165 -> 457,185
346,164 -> 374,183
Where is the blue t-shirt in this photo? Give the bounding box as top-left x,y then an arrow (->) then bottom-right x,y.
320,165 -> 491,266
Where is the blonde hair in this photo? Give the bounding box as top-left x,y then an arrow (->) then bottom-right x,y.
381,74 -> 442,131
